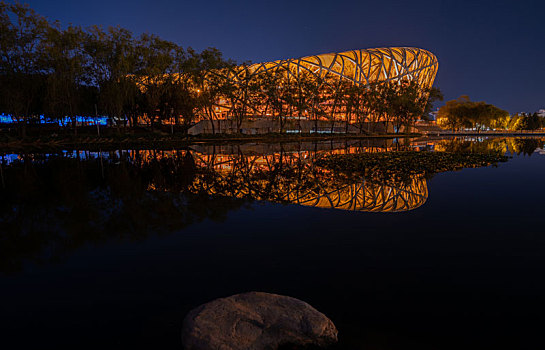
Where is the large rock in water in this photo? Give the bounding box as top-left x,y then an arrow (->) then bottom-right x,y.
182,292 -> 338,350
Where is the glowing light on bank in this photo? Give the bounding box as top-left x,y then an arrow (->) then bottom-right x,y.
0,114 -> 109,126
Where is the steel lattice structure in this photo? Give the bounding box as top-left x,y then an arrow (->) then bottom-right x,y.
289,177 -> 428,213
241,47 -> 438,88
203,47 -> 438,121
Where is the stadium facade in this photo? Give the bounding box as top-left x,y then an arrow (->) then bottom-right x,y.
209,47 -> 438,117
183,47 -> 439,134
239,47 -> 437,88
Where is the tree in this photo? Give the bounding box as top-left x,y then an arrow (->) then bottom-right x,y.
156,45 -> 201,133
437,96 -> 471,131
190,47 -> 234,134
220,63 -> 259,131
437,96 -> 509,132
261,66 -> 290,132
136,33 -> 177,128
291,70 -> 320,132
163,67 -> 199,131
43,23 -> 90,134
0,1 -> 50,137
509,113 -> 526,130
526,113 -> 543,130
84,25 -> 140,128
388,80 -> 442,133
337,80 -> 365,133
364,82 -> 396,133
0,2 -> 236,137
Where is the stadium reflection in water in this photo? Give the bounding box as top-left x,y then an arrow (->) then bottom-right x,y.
138,142 -> 429,213
3,136 -> 543,223
4,136 -> 545,349
182,150 -> 428,213
0,139 -> 437,273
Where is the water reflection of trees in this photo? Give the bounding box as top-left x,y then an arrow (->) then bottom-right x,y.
434,137 -> 545,156
187,150 -> 428,213
0,145 -> 428,272
0,152 -> 248,273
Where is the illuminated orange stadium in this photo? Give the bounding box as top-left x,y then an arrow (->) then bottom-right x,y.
207,47 -> 439,120
237,47 -> 437,87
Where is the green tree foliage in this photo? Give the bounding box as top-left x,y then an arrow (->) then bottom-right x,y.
437,96 -> 509,131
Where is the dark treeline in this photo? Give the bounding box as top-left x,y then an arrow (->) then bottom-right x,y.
0,151 -> 249,272
0,2 -> 443,138
0,1 -> 233,137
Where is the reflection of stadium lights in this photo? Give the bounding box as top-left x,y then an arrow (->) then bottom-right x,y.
188,151 -> 429,213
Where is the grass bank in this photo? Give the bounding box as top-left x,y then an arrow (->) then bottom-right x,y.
315,151 -> 509,182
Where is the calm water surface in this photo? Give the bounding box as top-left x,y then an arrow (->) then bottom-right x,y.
1,137 -> 544,349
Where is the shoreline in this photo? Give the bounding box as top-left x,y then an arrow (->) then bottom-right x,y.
0,133 -> 418,152
425,131 -> 545,137
0,131 -> 544,152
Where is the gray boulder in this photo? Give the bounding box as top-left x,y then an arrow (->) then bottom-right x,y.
182,292 -> 338,350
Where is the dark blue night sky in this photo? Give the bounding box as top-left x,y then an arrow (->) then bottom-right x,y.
18,0 -> 545,113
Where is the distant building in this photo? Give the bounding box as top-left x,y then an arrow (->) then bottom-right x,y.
536,109 -> 545,117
